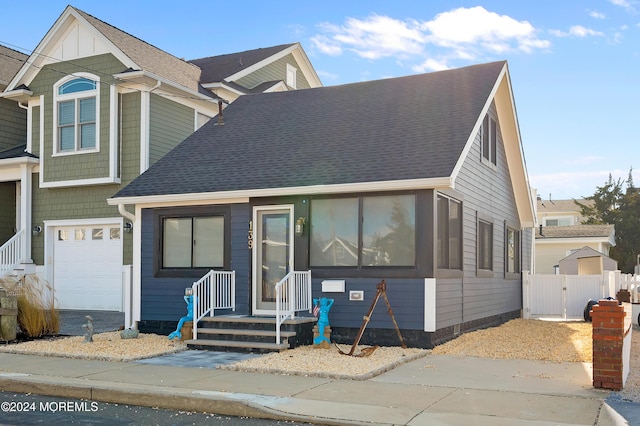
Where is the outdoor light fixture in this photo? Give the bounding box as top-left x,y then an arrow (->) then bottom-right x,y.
32,225 -> 42,236
295,217 -> 306,237
123,222 -> 133,233
184,287 -> 193,296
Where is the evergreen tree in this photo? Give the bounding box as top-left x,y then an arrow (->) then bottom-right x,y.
576,168 -> 640,273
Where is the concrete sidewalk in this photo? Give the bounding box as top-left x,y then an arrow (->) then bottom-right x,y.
0,349 -> 631,425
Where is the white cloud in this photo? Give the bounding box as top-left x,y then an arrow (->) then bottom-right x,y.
608,0 -> 638,12
549,25 -> 604,37
421,6 -> 549,54
314,15 -> 426,60
609,0 -> 632,8
412,58 -> 449,73
567,156 -> 606,165
589,11 -> 606,19
310,34 -> 343,56
310,7 -> 549,71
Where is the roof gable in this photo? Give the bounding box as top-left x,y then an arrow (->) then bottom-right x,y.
7,6 -> 201,93
191,43 -> 321,91
112,61 -> 513,202
190,44 -> 296,83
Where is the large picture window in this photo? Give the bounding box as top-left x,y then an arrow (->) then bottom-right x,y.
163,216 -> 224,268
478,219 -> 494,271
506,227 -> 520,274
54,75 -> 99,153
310,194 -> 416,267
437,195 -> 462,270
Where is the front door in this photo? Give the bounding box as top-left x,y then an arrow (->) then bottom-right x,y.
252,205 -> 294,315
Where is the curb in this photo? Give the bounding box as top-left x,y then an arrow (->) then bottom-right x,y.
0,374 -> 359,426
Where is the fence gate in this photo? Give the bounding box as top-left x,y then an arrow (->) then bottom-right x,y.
523,271 -> 617,320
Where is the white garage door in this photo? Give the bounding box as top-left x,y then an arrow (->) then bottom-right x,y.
53,225 -> 123,310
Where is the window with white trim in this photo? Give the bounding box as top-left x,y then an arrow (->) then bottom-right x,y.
480,114 -> 497,166
437,195 -> 462,270
286,64 -> 297,89
54,75 -> 99,153
506,227 -> 520,274
478,219 -> 493,271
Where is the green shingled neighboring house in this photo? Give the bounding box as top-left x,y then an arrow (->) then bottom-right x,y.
0,6 -> 321,318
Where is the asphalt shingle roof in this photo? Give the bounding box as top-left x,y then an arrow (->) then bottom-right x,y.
0,144 -> 37,160
113,61 -> 506,199
189,44 -> 296,84
537,198 -> 593,213
535,224 -> 614,239
74,8 -> 203,93
0,45 -> 27,87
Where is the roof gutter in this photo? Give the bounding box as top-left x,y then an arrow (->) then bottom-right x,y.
107,176 -> 454,207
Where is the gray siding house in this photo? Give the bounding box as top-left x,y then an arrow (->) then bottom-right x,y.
109,61 -> 535,348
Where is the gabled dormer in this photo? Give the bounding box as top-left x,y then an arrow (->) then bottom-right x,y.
190,43 -> 322,103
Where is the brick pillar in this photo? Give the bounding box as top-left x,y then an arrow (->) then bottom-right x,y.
592,299 -> 625,390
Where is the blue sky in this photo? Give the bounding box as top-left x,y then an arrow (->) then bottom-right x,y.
1,1 -> 638,200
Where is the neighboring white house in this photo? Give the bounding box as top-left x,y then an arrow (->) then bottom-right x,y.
535,197 -> 616,274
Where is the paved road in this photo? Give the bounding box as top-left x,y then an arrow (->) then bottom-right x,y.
0,391 -> 312,425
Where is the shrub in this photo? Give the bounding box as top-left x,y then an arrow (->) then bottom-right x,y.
0,275 -> 59,338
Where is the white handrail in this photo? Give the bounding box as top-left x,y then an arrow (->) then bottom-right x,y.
192,270 -> 235,339
275,270 -> 312,344
0,230 -> 24,278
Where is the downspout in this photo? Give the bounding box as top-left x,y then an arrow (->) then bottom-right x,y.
117,203 -> 136,329
118,204 -> 135,223
140,80 -> 161,174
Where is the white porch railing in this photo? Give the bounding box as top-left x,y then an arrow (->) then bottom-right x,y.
0,230 -> 24,278
275,270 -> 312,344
192,270 -> 235,339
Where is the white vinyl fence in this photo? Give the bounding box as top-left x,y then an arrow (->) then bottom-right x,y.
523,270 -> 640,320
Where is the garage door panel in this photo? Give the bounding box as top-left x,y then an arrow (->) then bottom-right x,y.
53,224 -> 123,311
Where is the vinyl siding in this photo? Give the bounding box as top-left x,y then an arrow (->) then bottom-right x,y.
30,173 -> 131,265
148,94 -> 194,166
236,54 -> 313,90
230,204 -> 251,315
436,100 -> 524,328
29,91 -> 142,266
0,98 -> 26,151
140,204 -> 251,320
28,54 -> 124,182
313,278 -> 425,331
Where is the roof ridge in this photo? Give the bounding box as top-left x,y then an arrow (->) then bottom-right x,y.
188,43 -> 295,63
72,6 -> 200,72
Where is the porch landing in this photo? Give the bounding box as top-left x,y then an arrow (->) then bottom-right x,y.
185,315 -> 317,353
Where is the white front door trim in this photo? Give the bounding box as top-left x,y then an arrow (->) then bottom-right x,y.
251,204 -> 294,316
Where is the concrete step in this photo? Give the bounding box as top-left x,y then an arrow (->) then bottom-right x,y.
196,328 -> 296,338
185,338 -> 290,353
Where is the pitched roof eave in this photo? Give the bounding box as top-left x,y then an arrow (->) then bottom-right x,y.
225,43 -> 322,87
113,69 -> 220,105
108,177 -> 454,207
451,62 -> 535,228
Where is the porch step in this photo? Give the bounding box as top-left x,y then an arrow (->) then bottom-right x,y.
187,315 -> 316,354
184,339 -> 290,353
196,327 -> 296,339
